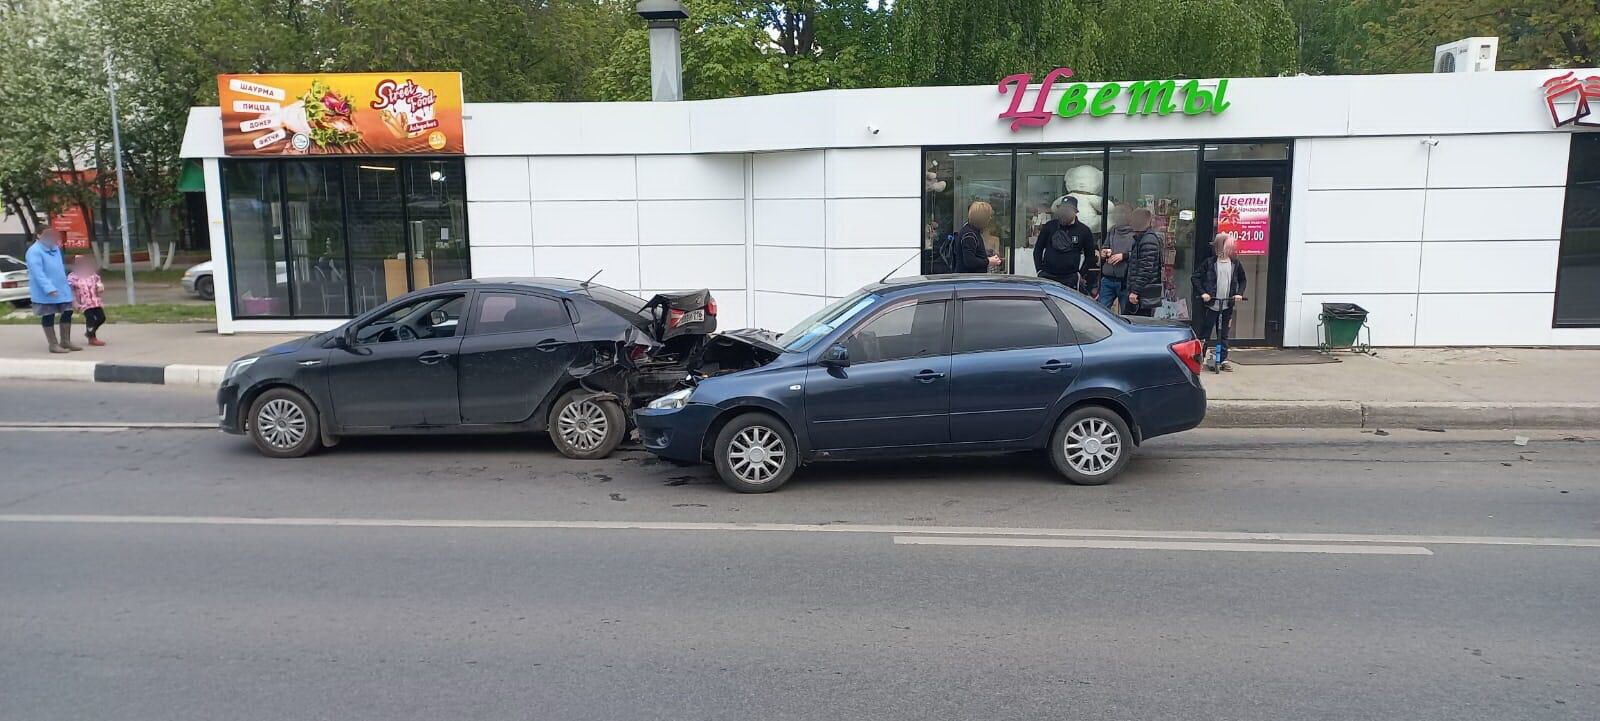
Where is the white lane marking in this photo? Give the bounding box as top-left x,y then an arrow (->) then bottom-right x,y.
0,514 -> 1595,550
0,421 -> 213,430
0,427 -> 128,433
893,536 -> 1434,556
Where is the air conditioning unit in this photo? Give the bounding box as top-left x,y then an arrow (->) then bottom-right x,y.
1434,37 -> 1498,73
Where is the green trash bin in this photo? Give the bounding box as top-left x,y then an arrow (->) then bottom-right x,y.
1319,302 -> 1369,352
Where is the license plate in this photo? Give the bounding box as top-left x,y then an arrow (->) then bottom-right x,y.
672,309 -> 706,327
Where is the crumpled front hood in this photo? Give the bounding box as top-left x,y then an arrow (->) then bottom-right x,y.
712,327 -> 785,354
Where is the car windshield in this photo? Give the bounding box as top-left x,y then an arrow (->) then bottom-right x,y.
778,292 -> 879,352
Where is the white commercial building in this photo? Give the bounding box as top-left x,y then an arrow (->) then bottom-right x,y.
181,68 -> 1600,345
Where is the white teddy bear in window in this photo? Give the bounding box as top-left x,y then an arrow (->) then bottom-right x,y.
1054,164 -> 1104,230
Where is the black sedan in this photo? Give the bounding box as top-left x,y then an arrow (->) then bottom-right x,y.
219,278 -> 718,459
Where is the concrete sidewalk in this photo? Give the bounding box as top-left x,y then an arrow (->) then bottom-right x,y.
1,324 -> 1598,428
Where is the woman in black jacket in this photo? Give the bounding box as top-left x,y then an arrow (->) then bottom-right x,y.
1123,208 -> 1164,317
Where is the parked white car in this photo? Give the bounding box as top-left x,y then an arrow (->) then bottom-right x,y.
182,260 -> 214,300
1,254 -> 29,306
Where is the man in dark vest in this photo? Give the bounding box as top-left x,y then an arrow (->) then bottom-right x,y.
1032,195 -> 1096,291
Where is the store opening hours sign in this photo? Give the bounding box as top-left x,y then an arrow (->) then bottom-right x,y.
1216,193 -> 1270,256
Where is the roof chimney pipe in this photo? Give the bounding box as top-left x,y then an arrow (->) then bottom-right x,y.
635,0 -> 688,101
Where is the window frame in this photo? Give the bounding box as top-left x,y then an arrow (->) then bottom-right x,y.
465,290 -> 574,337
952,292 -> 1069,355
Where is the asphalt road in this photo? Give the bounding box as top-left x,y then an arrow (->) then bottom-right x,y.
3,381 -> 1598,720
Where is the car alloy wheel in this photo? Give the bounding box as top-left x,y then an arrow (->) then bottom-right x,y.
556,398 -> 610,453
727,425 -> 787,485
256,398 -> 308,450
1063,416 -> 1121,476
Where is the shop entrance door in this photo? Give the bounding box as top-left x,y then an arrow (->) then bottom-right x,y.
1198,165 -> 1290,346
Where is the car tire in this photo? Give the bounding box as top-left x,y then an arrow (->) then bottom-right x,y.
1049,405 -> 1133,486
549,390 -> 625,460
712,412 -> 798,493
247,387 -> 322,459
197,275 -> 215,300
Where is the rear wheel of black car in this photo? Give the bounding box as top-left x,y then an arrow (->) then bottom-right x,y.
549,389 -> 625,460
247,387 -> 322,459
712,412 -> 798,493
1049,405 -> 1132,485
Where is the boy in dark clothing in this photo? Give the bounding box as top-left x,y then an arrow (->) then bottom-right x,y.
1033,195 -> 1096,291
1191,232 -> 1249,371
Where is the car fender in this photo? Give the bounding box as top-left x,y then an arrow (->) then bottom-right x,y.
1036,386 -> 1143,447
706,395 -> 812,456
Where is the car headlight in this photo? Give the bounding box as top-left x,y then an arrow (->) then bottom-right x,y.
224,356 -> 259,381
647,387 -> 693,410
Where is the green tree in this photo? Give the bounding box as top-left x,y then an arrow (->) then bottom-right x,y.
890,0 -> 1105,86
1338,0 -> 1600,72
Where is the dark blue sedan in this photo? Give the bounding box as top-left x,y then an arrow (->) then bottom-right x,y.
635,275 -> 1207,492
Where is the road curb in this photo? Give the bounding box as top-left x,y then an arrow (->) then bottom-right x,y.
1207,399 -> 1600,430
0,357 -> 224,388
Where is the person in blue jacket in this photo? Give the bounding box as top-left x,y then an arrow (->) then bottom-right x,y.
26,229 -> 81,353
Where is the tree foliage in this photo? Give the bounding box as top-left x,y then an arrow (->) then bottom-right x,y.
1336,0 -> 1600,72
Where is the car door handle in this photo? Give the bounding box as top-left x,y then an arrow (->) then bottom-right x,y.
534,339 -> 564,352
912,370 -> 946,383
1040,359 -> 1074,372
417,351 -> 450,365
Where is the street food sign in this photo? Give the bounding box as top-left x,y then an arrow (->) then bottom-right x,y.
998,68 -> 1231,131
1543,71 -> 1600,127
1216,193 -> 1270,256
217,72 -> 464,155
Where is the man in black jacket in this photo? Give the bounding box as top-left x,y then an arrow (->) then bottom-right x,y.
1123,208 -> 1164,317
1033,195 -> 1096,291
941,201 -> 1001,274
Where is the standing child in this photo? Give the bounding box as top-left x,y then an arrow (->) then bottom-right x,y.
1191,232 -> 1248,372
67,255 -> 107,346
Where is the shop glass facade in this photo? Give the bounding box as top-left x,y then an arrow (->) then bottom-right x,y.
221,158 -> 469,319
926,143 -> 1289,323
1555,133 -> 1600,327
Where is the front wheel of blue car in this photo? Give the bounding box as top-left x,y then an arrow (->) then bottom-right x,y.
1050,405 -> 1132,485
713,412 -> 798,493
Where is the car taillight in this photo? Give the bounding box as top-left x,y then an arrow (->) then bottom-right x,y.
706,298 -> 717,316
0,280 -> 17,288
1170,338 -> 1204,376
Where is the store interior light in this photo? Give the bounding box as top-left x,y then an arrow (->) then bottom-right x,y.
429,170 -> 445,181
359,165 -> 397,171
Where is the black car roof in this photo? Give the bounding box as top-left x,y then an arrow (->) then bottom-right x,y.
439,277 -> 627,296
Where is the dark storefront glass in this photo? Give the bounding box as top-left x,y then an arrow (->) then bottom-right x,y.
404,159 -> 470,287
223,161 -> 287,316
345,161 -> 408,314
1014,147 -> 1105,277
923,149 -> 1012,271
221,157 -> 469,319
1555,134 -> 1600,326
284,161 -> 348,316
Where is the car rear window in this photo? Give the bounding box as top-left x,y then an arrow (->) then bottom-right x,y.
0,257 -> 23,272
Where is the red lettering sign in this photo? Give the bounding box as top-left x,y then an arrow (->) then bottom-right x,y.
997,68 -> 1074,131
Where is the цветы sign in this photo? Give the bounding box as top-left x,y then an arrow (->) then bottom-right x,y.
998,68 -> 1231,131
218,72 -> 464,156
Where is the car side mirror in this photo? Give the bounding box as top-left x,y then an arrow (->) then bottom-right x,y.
334,328 -> 354,349
821,344 -> 850,368
428,309 -> 448,327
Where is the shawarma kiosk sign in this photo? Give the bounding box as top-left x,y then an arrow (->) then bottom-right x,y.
997,68 -> 1231,131
217,72 -> 465,155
